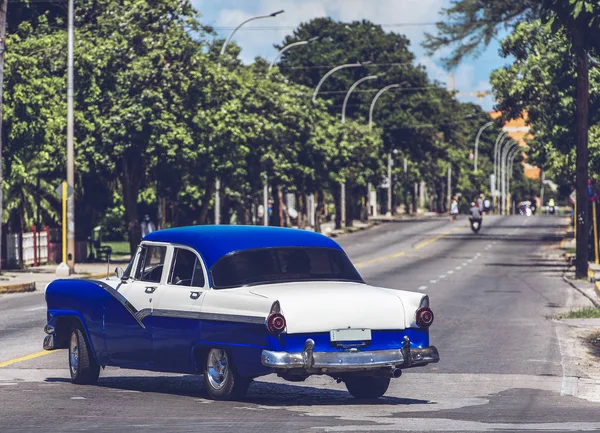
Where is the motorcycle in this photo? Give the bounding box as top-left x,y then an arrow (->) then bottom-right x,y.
469,217 -> 482,233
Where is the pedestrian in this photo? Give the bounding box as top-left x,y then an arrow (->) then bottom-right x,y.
483,198 -> 491,214
141,215 -> 156,237
450,195 -> 459,222
477,193 -> 484,212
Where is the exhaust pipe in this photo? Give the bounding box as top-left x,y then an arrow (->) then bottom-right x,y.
389,368 -> 402,378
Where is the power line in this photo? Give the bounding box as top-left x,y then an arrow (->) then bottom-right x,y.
317,86 -> 441,95
212,22 -> 438,31
280,61 -> 415,70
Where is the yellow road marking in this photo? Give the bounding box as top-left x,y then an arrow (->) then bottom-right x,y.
355,226 -> 461,268
355,251 -> 406,268
414,227 -> 461,250
0,350 -> 58,368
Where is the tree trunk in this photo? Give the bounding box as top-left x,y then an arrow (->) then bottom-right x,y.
270,182 -> 282,227
332,184 -> 341,230
18,195 -> 24,269
197,182 -> 215,225
344,183 -> 353,227
314,191 -> 323,233
573,27 -> 590,279
121,160 -> 142,255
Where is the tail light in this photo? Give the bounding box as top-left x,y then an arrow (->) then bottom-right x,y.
266,312 -> 286,334
416,307 -> 434,328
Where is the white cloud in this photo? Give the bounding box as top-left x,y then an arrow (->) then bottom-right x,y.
211,0 -> 497,110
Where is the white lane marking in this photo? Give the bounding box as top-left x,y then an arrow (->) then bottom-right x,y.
24,306 -> 45,312
439,274 -> 447,279
476,253 -> 482,256
456,266 -> 462,270
467,259 -> 473,263
462,262 -> 468,266
447,270 -> 454,274
0,383 -> 18,386
430,280 -> 438,284
417,286 -> 428,291
70,396 -> 86,400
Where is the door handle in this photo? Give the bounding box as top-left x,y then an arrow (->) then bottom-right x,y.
145,286 -> 157,294
190,291 -> 201,300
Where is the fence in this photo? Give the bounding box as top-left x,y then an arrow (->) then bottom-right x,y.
5,231 -> 49,268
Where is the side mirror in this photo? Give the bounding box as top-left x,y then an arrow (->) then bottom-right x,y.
115,266 -> 124,280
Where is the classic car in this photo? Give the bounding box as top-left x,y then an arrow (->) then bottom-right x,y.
43,225 -> 439,400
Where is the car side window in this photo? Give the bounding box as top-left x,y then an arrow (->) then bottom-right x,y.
168,248 -> 205,288
135,245 -> 167,283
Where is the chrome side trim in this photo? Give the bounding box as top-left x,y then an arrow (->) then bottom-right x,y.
136,308 -> 266,325
43,334 -> 56,351
44,324 -> 55,335
261,338 -> 440,372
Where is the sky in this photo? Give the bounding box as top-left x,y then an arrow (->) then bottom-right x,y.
192,0 -> 509,112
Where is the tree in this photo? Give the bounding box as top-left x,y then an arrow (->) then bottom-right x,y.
425,0 -> 600,278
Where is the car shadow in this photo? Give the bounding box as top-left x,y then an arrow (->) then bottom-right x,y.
44,375 -> 431,406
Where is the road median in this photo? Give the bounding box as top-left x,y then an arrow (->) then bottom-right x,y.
0,282 -> 36,294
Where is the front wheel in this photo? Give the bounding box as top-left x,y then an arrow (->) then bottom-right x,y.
345,377 -> 390,399
203,348 -> 250,400
69,326 -> 100,385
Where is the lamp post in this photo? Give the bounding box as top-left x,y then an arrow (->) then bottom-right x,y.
312,61 -> 370,228
312,61 -> 369,103
492,131 -> 509,213
506,147 -> 521,213
367,81 -> 409,217
339,74 -> 380,225
474,121 -> 494,172
501,141 -> 518,215
215,10 -> 284,225
268,36 -> 318,72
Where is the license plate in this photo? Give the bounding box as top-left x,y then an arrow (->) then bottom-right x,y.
330,328 -> 372,342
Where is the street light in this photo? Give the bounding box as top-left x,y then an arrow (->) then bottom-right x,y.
338,74 -> 381,226
342,74 -> 380,123
501,140 -> 519,215
506,147 -> 521,213
492,131 -> 509,212
268,36 -> 319,72
220,10 -> 284,59
312,61 -> 370,103
474,121 -> 494,172
215,10 -> 284,225
367,82 -> 407,217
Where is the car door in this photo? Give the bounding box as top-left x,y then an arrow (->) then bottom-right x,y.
151,245 -> 208,372
104,242 -> 168,367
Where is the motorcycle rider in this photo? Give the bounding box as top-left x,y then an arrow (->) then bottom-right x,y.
469,201 -> 482,224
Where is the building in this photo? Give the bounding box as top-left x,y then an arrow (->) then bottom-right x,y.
489,111 -> 541,180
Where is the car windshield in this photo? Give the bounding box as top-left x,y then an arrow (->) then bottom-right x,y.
210,247 -> 364,289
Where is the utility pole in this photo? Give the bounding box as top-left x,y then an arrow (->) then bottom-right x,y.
447,165 -> 451,211
0,0 -> 7,273
386,152 -> 392,216
574,26 -> 589,279
66,0 -> 75,271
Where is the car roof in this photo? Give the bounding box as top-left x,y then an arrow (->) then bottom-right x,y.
142,225 -> 343,269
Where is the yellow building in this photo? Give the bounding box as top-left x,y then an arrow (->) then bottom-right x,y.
490,111 -> 541,180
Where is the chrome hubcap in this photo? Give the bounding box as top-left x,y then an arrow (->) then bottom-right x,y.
206,349 -> 229,390
69,332 -> 79,375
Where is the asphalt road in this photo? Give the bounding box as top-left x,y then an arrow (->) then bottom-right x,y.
1,215 -> 599,432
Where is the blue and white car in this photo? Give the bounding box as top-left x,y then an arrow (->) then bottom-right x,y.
44,226 -> 439,400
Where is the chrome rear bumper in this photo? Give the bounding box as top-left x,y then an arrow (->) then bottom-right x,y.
261,336 -> 439,372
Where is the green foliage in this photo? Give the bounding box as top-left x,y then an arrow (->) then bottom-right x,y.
1,5 -> 508,244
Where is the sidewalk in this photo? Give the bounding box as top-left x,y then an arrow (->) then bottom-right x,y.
0,262 -> 120,295
320,212 -> 445,238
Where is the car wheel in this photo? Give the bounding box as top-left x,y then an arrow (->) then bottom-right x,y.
345,377 -> 390,399
203,348 -> 250,400
69,326 -> 100,385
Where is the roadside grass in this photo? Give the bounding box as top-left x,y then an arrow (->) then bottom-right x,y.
104,241 -> 130,256
559,307 -> 600,319
566,247 -> 576,255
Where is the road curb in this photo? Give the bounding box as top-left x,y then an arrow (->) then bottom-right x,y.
0,282 -> 36,294
595,282 -> 600,300
82,272 -> 111,280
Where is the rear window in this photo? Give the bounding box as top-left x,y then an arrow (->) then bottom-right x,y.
210,247 -> 363,289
